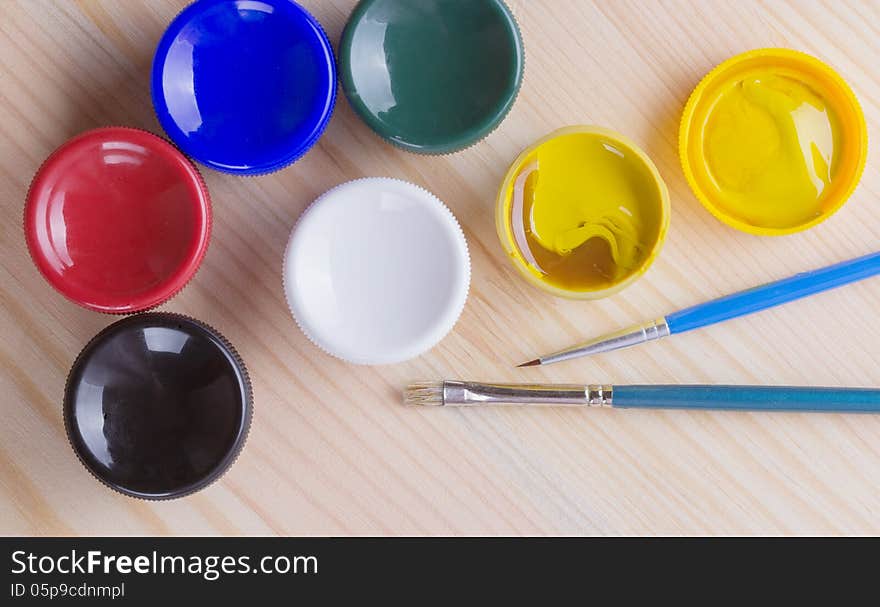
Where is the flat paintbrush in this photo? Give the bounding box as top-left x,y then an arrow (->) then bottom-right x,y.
405,381 -> 880,412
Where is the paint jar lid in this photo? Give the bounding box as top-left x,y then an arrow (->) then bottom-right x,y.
284,178 -> 470,364
495,126 -> 670,300
680,48 -> 867,235
25,127 -> 211,314
152,0 -> 336,174
338,0 -> 524,154
64,313 -> 252,499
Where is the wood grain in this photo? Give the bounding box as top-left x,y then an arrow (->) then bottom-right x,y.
2,0 -> 880,536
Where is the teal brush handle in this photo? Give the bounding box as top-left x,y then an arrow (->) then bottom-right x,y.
614,385 -> 880,413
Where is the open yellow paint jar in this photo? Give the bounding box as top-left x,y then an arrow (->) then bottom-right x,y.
680,48 -> 867,235
496,126 -> 670,299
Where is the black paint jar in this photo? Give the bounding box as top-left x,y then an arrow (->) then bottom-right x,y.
64,313 -> 252,499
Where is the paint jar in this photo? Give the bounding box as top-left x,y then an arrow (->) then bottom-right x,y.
283,178 -> 470,364
64,313 -> 252,499
338,0 -> 524,154
680,48 -> 867,235
25,127 -> 211,314
496,126 -> 670,299
152,0 -> 336,174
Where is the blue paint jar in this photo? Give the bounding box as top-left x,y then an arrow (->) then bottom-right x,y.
151,0 -> 336,175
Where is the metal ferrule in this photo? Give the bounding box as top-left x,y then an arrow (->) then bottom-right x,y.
540,317 -> 670,365
442,381 -> 613,407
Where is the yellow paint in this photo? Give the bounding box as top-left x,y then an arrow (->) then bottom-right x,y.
496,127 -> 669,299
703,73 -> 840,229
681,49 -> 867,235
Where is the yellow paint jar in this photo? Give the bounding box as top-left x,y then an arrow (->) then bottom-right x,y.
495,126 -> 670,299
680,48 -> 867,235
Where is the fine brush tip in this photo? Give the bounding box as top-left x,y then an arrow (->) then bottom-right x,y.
516,358 -> 541,368
404,381 -> 445,406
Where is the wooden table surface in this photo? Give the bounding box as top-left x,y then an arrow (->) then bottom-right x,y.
2,0 -> 880,536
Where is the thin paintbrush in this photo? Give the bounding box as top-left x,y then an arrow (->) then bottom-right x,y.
519,250 -> 880,367
405,381 -> 880,413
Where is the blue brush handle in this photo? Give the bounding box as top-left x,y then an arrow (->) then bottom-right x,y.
614,385 -> 880,412
665,251 -> 880,334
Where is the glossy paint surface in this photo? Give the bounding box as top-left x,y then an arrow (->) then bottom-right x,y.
702,72 -> 841,229
152,0 -> 336,174
64,314 -> 251,499
496,127 -> 669,300
283,178 -> 470,364
339,0 -> 524,154
24,127 -> 211,313
681,49 -> 867,235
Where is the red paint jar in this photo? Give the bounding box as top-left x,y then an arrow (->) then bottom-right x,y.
25,127 -> 211,313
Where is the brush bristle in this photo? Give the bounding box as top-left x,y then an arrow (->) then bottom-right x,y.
404,382 -> 445,406
517,358 -> 541,367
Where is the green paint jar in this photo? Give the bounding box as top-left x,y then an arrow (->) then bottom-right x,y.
339,0 -> 525,154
